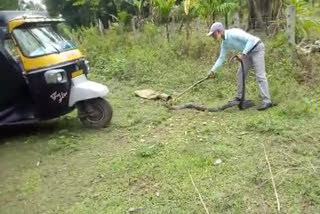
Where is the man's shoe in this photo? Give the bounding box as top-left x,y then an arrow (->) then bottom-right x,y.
257,102 -> 272,111
228,97 -> 241,105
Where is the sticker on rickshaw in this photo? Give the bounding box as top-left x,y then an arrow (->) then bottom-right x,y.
61,50 -> 79,60
50,91 -> 68,103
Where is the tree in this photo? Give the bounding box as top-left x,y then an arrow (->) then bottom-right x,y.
153,0 -> 176,41
0,0 -> 19,10
20,0 -> 45,11
247,0 -> 292,32
247,0 -> 271,31
132,0 -> 147,19
196,0 -> 237,27
44,0 -> 118,27
218,0 -> 237,28
183,0 -> 197,39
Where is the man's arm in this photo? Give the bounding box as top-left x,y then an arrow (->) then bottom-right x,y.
210,42 -> 227,73
242,39 -> 256,55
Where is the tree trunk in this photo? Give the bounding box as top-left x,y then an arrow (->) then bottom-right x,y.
149,0 -> 153,20
309,0 -> 314,7
178,20 -> 184,32
212,12 -> 216,23
252,0 -> 264,28
186,17 -> 190,39
247,0 -> 255,31
140,0 -> 145,18
98,19 -> 104,36
233,12 -> 240,28
271,0 -> 282,20
224,12 -> 228,28
131,17 -> 137,34
111,0 -> 118,14
247,0 -> 271,30
238,0 -> 243,22
166,23 -> 170,41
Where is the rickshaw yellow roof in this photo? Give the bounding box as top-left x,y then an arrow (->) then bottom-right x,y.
0,11 -> 64,32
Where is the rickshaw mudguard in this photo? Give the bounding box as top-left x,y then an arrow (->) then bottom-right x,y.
69,75 -> 109,107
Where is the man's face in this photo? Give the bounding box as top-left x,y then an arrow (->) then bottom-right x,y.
212,30 -> 222,40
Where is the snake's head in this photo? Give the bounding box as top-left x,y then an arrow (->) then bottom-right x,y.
166,96 -> 174,106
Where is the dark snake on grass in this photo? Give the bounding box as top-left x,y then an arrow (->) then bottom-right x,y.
168,102 -> 238,112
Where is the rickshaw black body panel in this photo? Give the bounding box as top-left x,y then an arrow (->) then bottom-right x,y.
27,72 -> 72,120
25,60 -> 84,120
0,50 -> 27,110
0,42 -> 33,124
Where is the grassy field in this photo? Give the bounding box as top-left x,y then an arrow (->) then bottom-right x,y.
0,26 -> 319,213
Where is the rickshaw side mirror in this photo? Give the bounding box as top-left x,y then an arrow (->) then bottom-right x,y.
83,60 -> 90,74
14,55 -> 22,63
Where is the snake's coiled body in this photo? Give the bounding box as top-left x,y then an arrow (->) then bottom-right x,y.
169,102 -> 238,112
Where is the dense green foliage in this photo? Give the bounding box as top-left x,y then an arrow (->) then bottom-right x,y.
43,0 -> 119,26
0,0 -> 19,10
1,0 -> 318,41
42,0 -> 319,41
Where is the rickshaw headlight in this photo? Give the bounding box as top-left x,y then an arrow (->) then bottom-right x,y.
45,69 -> 67,84
56,73 -> 63,82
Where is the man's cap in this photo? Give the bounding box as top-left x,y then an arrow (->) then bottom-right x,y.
207,22 -> 224,36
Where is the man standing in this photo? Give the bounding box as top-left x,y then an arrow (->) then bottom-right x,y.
207,22 -> 272,111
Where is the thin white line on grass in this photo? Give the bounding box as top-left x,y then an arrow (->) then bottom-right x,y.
188,170 -> 210,214
256,166 -> 319,189
307,159 -> 317,173
263,144 -> 281,213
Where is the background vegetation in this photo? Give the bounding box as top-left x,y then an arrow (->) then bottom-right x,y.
0,0 -> 319,213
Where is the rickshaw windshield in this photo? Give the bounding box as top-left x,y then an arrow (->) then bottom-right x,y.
12,25 -> 76,57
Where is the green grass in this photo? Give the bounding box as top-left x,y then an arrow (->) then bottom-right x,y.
0,26 -> 319,214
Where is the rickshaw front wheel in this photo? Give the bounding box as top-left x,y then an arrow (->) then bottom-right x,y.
77,98 -> 113,129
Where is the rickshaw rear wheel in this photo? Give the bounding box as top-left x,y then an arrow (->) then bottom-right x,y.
77,98 -> 113,129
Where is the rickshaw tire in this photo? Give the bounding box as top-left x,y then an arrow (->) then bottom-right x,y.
78,98 -> 113,129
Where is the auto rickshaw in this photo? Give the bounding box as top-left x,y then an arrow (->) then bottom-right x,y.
0,11 -> 113,128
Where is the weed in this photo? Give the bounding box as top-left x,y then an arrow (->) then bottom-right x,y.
136,143 -> 165,158
47,130 -> 80,153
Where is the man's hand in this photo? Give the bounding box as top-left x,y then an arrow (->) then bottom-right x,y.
229,53 -> 245,63
236,53 -> 245,61
207,71 -> 215,79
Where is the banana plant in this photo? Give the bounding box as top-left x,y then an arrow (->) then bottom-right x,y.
196,0 -> 237,27
129,0 -> 147,19
286,0 -> 320,40
153,0 -> 176,41
184,0 -> 197,39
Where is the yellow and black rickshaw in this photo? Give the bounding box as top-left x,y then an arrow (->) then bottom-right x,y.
0,11 -> 112,128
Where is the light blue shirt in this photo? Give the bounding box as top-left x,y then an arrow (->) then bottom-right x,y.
211,28 -> 260,73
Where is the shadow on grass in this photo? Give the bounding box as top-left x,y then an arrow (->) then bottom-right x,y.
0,116 -> 83,144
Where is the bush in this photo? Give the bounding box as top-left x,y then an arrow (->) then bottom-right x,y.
142,22 -> 158,44
68,25 -> 319,107
118,11 -> 132,28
